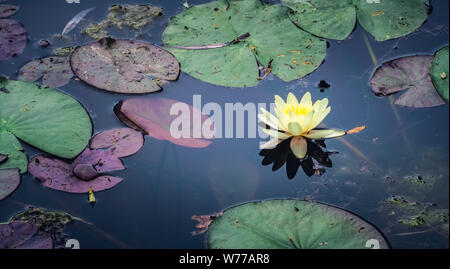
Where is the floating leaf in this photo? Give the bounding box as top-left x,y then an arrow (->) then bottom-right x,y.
282,0 -> 429,41
0,221 -> 40,249
0,168 -> 20,200
0,19 -> 27,61
83,4 -> 163,40
89,128 -> 144,158
114,98 -> 214,148
28,149 -> 124,193
61,7 -> 95,36
0,131 -> 27,173
18,56 -> 74,88
0,4 -> 19,18
0,78 -> 92,159
191,213 -> 222,235
0,153 -> 7,163
430,46 -> 449,103
370,55 -> 446,108
70,38 -> 180,94
208,199 -> 390,249
163,0 -> 326,87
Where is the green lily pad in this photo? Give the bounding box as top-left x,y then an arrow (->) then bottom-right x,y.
0,77 -> 92,161
208,199 -> 390,249
163,0 -> 326,87
430,46 -> 449,103
0,131 -> 27,173
282,0 -> 429,41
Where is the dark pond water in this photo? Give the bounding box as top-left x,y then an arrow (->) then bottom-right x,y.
0,0 -> 448,249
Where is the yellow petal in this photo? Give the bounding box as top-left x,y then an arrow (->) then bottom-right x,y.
287,92 -> 299,106
299,92 -> 312,108
290,136 -> 307,159
304,129 -> 346,139
298,110 -> 314,133
274,95 -> 286,110
258,108 -> 279,129
263,128 -> 292,140
309,106 -> 331,130
260,138 -> 283,149
288,122 -> 303,136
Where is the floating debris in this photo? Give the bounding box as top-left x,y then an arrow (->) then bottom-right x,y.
61,7 -> 95,36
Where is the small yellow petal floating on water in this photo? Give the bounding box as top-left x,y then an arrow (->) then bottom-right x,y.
440,72 -> 447,79
347,125 -> 366,134
88,188 -> 96,204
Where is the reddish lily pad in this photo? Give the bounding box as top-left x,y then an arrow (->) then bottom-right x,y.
0,221 -> 39,249
0,168 -> 20,200
28,149 -> 124,193
15,234 -> 53,249
18,56 -> 74,88
0,4 -> 19,18
89,128 -> 144,158
114,98 -> 214,148
0,19 -> 26,61
70,38 -> 180,94
371,55 -> 446,108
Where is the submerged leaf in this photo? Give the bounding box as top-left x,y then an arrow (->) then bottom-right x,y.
430,46 -> 449,103
61,7 -> 95,36
282,0 -> 429,41
0,78 -> 92,159
18,56 -> 74,88
89,128 -> 144,158
70,38 -> 180,94
163,0 -> 326,87
0,4 -> 19,18
208,199 -> 390,249
370,55 -> 446,108
114,98 -> 214,148
0,19 -> 27,61
0,168 -> 20,200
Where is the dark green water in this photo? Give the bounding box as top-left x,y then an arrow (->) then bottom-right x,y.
0,0 -> 448,248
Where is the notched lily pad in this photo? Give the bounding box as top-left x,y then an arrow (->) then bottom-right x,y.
114,98 -> 214,148
89,128 -> 144,158
18,56 -> 74,88
0,131 -> 28,173
208,199 -> 390,249
70,38 -> 180,94
0,19 -> 27,61
163,0 -> 326,87
28,148 -> 124,193
370,55 -> 446,108
0,78 -> 92,160
430,46 -> 449,103
0,4 -> 19,18
0,168 -> 20,200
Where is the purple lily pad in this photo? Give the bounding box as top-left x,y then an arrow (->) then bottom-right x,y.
371,55 -> 446,108
0,19 -> 26,61
0,4 -> 19,18
0,153 -> 7,163
0,221 -> 38,249
114,98 -> 214,148
15,234 -> 53,249
0,168 -> 20,200
89,128 -> 144,158
70,38 -> 180,94
18,56 -> 74,88
28,149 -> 124,193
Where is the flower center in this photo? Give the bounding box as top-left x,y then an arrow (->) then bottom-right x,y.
285,104 -> 311,116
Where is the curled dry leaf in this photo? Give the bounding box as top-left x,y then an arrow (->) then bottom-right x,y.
191,213 -> 222,236
347,126 -> 366,134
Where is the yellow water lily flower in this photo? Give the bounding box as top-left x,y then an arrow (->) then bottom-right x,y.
258,92 -> 346,159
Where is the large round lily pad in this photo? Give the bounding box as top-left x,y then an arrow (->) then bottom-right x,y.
370,55 -> 446,108
114,98 -> 214,148
163,0 -> 326,87
282,0 -> 429,41
18,56 -> 74,88
0,168 -> 20,200
0,77 -> 92,160
0,19 -> 27,61
70,38 -> 180,94
207,199 -> 390,249
430,46 -> 449,103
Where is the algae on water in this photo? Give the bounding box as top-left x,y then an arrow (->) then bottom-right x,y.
83,4 -> 163,40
